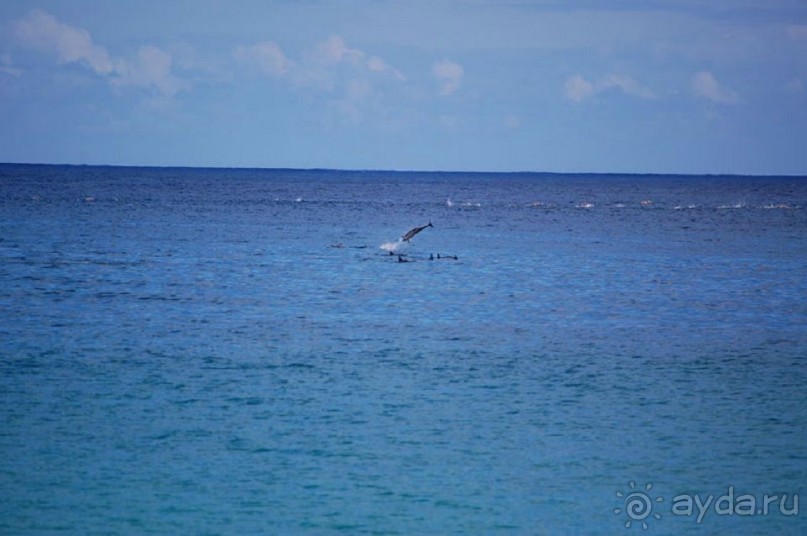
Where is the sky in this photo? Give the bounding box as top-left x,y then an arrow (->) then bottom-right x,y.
1,0 -> 806,174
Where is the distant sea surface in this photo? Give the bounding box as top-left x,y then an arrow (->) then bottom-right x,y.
1,164 -> 805,534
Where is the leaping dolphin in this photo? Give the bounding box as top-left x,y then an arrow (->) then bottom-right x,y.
401,220 -> 433,242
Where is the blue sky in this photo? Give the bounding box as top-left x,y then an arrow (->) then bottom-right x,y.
1,1 -> 806,174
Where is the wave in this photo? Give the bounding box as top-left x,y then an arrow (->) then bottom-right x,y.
762,203 -> 798,210
446,198 -> 481,208
505,200 -> 801,212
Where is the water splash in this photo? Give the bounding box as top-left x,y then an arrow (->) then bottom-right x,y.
380,240 -> 405,253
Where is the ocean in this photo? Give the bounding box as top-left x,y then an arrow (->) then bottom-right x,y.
1,164 -> 805,534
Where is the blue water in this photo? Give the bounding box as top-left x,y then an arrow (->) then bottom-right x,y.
1,164 -> 805,534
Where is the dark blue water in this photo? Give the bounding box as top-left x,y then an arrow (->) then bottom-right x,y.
1,164 -> 805,534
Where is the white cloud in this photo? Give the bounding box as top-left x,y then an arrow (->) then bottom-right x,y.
170,42 -> 234,85
564,73 -> 656,102
600,74 -> 657,100
235,35 -> 406,93
13,10 -> 185,97
433,59 -> 463,96
233,34 -> 407,124
15,9 -> 113,75
234,41 -> 292,77
315,35 -> 363,66
0,66 -> 22,78
367,56 -> 386,72
112,46 -> 186,97
367,55 -> 406,81
691,70 -> 739,104
564,74 -> 595,102
0,53 -> 22,77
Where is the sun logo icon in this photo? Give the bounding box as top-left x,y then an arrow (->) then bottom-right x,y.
614,481 -> 663,530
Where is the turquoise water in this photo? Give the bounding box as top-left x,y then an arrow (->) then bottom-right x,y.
1,165 -> 805,534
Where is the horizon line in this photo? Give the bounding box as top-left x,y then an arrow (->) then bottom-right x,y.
1,161 -> 805,179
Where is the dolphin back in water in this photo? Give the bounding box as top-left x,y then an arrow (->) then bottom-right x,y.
401,220 -> 433,242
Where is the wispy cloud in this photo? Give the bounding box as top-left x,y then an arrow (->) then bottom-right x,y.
111,46 -> 186,98
234,35 -> 407,124
296,35 -> 366,91
564,73 -> 657,102
691,70 -> 739,104
233,41 -> 292,77
432,59 -> 464,96
564,74 -> 595,102
15,9 -> 113,75
366,55 -> 405,81
14,9 -> 186,97
0,53 -> 22,78
302,35 -> 405,90
315,35 -> 363,66
601,75 -> 657,100
236,35 -> 405,88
